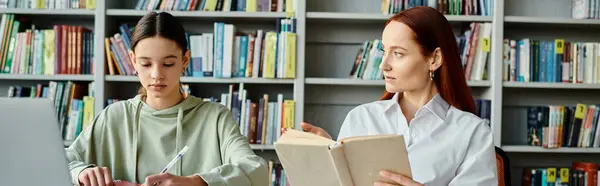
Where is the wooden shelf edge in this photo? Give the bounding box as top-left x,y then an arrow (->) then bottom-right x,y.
502,145 -> 600,153
0,8 -> 95,15
505,16 -> 600,25
307,12 -> 492,22
305,78 -> 490,87
106,9 -> 287,18
105,75 -> 294,84
503,81 -> 600,89
0,74 -> 94,81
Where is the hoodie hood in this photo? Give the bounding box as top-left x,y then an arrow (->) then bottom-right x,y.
128,94 -> 205,181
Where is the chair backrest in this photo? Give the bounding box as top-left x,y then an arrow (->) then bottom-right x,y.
495,146 -> 511,186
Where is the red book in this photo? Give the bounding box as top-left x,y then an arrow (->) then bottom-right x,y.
573,162 -> 598,186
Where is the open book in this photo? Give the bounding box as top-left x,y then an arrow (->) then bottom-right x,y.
274,129 -> 411,186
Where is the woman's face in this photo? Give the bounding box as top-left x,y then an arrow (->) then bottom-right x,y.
130,36 -> 190,99
380,21 -> 440,94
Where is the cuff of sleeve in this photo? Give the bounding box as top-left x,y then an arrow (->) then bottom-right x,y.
196,171 -> 226,186
70,164 -> 96,186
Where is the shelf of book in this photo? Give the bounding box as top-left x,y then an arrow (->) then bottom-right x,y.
104,75 -> 295,84
0,74 -> 95,81
504,16 -> 600,25
305,78 -> 490,87
503,82 -> 600,89
306,12 -> 493,22
502,145 -> 600,153
0,8 -> 95,15
106,9 -> 288,19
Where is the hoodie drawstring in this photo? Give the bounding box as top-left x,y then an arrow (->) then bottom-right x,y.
132,97 -> 185,182
175,107 -> 183,175
133,100 -> 143,183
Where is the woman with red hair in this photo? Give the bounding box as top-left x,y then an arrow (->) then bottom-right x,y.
301,6 -> 497,186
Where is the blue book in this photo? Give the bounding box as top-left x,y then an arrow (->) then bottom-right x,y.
119,25 -> 132,51
214,22 -> 225,78
109,44 -> 127,75
237,35 -> 248,77
539,42 -> 546,82
548,41 -> 555,82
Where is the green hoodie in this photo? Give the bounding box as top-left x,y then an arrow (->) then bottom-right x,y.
65,95 -> 269,185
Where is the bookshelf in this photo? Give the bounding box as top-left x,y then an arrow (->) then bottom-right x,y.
2,0 -> 600,185
0,8 -> 95,15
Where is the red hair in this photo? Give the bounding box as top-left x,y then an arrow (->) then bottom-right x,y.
379,6 -> 476,115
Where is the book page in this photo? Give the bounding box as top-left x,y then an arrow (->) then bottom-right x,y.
275,130 -> 344,186
342,134 -> 411,186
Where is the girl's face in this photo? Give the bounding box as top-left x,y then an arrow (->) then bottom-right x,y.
379,21 -> 441,93
130,36 -> 190,99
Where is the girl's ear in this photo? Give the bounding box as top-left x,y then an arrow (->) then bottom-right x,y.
182,50 -> 191,73
129,51 -> 136,65
429,47 -> 443,71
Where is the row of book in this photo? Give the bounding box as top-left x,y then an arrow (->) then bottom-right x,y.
134,0 -> 294,12
574,0 -> 600,19
0,0 -> 95,9
458,22 -> 492,81
349,22 -> 492,81
503,39 -> 600,84
521,162 -> 599,186
267,160 -> 289,186
200,84 -> 295,145
106,18 -> 297,79
527,104 -> 600,149
382,0 -> 493,16
6,81 -> 95,141
0,14 -> 95,75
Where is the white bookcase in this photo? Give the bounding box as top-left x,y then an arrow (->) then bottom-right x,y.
2,0 -> 600,185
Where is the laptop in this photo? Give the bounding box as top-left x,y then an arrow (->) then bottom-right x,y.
0,97 -> 72,186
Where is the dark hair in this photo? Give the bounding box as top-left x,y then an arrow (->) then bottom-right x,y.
131,12 -> 188,96
131,12 -> 188,54
379,6 -> 476,115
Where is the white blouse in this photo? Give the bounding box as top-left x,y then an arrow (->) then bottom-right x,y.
337,93 -> 498,186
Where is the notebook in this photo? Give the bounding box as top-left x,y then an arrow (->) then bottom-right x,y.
274,129 -> 412,186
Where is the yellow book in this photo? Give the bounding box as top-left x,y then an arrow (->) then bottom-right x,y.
285,32 -> 296,78
263,32 -> 278,78
246,0 -> 257,12
104,38 -> 115,75
261,94 -> 269,144
275,129 -> 411,186
547,168 -> 557,183
285,0 -> 293,13
43,29 -> 55,75
381,0 -> 390,14
82,96 -> 95,131
204,0 -> 218,11
560,168 -> 570,184
87,0 -> 96,9
283,100 -> 294,129
36,0 -> 45,8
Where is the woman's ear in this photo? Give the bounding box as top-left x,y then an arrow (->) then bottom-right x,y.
429,47 -> 443,71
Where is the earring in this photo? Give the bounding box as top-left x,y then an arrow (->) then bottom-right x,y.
430,71 -> 434,80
